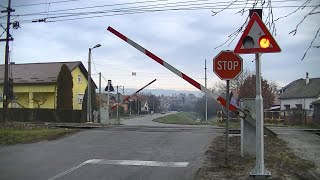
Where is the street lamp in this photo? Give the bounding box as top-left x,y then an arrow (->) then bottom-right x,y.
87,44 -> 101,123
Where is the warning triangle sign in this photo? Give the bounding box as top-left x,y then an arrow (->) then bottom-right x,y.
234,12 -> 281,54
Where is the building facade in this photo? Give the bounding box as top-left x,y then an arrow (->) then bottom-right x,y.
0,61 -> 92,110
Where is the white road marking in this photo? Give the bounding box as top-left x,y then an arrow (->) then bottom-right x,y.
48,159 -> 189,180
87,159 -> 189,167
47,160 -> 89,180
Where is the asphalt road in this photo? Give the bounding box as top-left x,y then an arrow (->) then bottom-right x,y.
0,114 -> 222,180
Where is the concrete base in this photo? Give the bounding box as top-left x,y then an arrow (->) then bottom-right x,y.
241,118 -> 256,156
249,170 -> 272,179
100,106 -> 108,124
241,98 -> 257,157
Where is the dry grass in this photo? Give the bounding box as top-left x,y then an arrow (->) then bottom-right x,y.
196,135 -> 316,180
0,123 -> 78,145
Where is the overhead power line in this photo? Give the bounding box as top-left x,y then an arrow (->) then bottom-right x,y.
12,0 -> 84,7
16,6 -> 318,24
3,0 -> 313,24
14,0 -> 304,17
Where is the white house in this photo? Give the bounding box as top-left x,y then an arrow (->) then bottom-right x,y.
279,73 -> 320,116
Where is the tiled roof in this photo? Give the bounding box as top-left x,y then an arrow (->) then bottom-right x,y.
0,61 -> 87,84
279,78 -> 320,99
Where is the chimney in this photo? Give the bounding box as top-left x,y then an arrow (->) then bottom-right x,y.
306,72 -> 310,85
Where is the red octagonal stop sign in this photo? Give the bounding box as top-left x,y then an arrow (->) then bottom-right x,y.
213,50 -> 243,80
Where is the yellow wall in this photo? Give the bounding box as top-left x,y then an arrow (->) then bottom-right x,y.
72,67 -> 87,110
0,65 -> 89,110
0,84 -> 56,109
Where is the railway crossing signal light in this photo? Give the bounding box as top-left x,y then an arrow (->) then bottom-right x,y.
234,12 -> 281,54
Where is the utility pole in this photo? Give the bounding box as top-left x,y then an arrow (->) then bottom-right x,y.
122,86 -> 124,95
204,59 -> 208,122
86,44 -> 100,122
116,85 -> 119,124
1,0 -> 14,122
153,96 -> 155,113
99,72 -> 101,123
87,48 -> 92,122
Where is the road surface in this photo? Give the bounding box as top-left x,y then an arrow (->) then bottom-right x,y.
0,113 -> 222,180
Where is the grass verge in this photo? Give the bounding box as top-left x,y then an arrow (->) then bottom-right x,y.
196,135 -> 316,180
0,127 -> 79,145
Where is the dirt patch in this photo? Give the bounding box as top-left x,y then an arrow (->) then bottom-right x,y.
196,135 -> 317,180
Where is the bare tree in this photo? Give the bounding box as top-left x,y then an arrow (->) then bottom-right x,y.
28,97 -> 47,108
211,81 -> 226,97
230,68 -> 253,90
269,81 -> 280,94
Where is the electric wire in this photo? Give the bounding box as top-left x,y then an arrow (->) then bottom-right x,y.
14,0 -> 303,16
4,0 -> 315,23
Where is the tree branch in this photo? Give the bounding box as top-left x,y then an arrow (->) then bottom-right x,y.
212,0 -> 239,16
301,27 -> 320,60
289,5 -> 320,36
274,0 -> 312,22
214,15 -> 249,49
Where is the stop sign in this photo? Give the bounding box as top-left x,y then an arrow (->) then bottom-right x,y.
213,51 -> 243,80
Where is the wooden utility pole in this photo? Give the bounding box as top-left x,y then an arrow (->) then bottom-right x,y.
1,0 -> 14,122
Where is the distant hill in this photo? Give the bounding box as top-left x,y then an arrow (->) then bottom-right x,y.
99,88 -> 204,97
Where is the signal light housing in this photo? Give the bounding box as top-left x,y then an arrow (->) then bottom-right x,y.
259,35 -> 270,48
242,36 -> 254,49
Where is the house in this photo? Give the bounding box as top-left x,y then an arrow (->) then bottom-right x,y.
98,93 -> 129,113
0,61 -> 93,110
98,93 -> 151,114
279,73 -> 320,116
127,94 -> 149,113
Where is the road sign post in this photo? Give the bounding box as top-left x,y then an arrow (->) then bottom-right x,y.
213,50 -> 243,164
234,10 -> 281,179
225,79 -> 230,164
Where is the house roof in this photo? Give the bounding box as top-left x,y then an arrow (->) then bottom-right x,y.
0,61 -> 89,85
313,99 -> 320,105
279,78 -> 320,99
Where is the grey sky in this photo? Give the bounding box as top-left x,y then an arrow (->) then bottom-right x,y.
1,0 -> 319,92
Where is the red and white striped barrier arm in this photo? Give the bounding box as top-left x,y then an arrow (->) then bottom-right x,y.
107,26 -> 238,112
111,79 -> 157,111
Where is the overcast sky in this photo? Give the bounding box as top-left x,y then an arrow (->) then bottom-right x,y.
1,0 -> 319,93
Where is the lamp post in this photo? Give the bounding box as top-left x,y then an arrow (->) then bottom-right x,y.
87,44 -> 101,122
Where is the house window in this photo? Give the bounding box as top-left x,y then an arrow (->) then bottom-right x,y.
296,104 -> 302,109
310,104 -> 313,109
0,93 -> 2,102
78,75 -> 82,84
284,104 -> 290,110
78,93 -> 84,104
